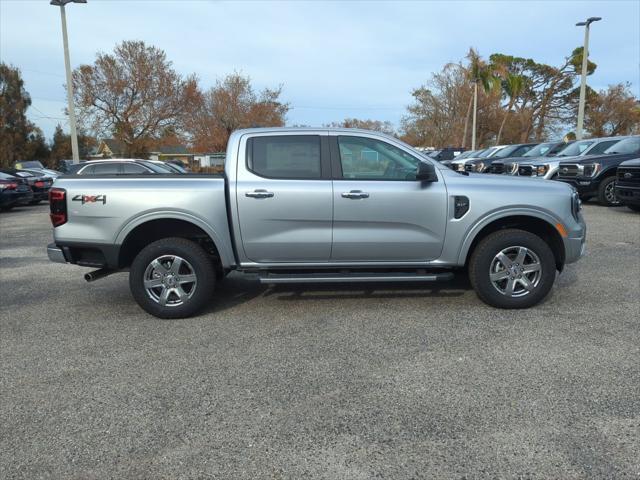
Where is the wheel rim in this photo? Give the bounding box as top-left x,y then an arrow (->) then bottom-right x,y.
143,255 -> 197,307
604,181 -> 620,205
489,246 -> 542,298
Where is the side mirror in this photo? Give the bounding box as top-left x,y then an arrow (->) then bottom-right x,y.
416,161 -> 438,182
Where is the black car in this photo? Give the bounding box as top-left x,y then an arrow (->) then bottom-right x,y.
1,169 -> 53,204
429,147 -> 466,162
0,172 -> 34,211
557,136 -> 640,206
615,158 -> 640,212
465,143 -> 538,173
489,141 -> 572,174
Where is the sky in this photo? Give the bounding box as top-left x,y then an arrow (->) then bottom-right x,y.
1,0 -> 639,140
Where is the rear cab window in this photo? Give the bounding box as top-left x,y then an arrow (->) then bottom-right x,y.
247,135 -> 322,179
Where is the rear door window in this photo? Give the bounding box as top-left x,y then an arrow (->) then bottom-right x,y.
91,163 -> 121,174
122,163 -> 148,174
248,136 -> 321,179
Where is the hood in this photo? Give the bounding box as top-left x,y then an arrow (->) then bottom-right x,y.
564,152 -> 639,165
619,158 -> 640,167
518,155 -> 581,166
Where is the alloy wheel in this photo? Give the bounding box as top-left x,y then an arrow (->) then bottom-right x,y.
143,255 -> 197,307
489,246 -> 542,297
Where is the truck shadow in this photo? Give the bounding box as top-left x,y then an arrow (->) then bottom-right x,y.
204,272 -> 470,314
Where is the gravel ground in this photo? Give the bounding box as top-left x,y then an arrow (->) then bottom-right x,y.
1,202 -> 639,479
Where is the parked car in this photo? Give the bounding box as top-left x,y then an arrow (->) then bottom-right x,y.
489,141 -> 571,175
0,172 -> 34,211
614,158 -> 640,212
557,136 -> 640,206
147,160 -> 187,173
58,159 -> 84,173
13,160 -> 45,170
71,159 -> 176,175
0,169 -> 53,204
465,143 -> 538,173
428,147 -> 466,162
48,127 -> 585,318
440,149 -> 480,168
496,136 -> 628,178
448,145 -> 508,171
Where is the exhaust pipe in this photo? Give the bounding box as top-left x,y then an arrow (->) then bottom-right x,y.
84,268 -> 115,282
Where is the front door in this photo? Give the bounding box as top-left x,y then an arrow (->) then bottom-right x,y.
330,134 -> 447,262
236,134 -> 333,263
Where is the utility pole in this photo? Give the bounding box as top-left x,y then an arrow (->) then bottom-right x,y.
575,16 -> 601,140
471,81 -> 478,150
51,0 -> 87,163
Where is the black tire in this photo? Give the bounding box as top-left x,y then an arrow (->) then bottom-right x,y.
597,176 -> 621,207
469,229 -> 557,309
129,237 -> 216,319
627,204 -> 640,212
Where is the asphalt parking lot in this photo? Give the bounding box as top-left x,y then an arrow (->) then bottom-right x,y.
1,203 -> 639,479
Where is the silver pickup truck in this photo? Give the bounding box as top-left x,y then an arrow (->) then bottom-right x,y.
48,128 -> 586,318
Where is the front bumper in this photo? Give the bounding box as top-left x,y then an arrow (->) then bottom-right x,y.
615,185 -> 640,206
563,212 -> 587,265
556,178 -> 598,198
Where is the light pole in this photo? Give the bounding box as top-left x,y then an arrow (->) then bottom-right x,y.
51,0 -> 86,163
575,16 -> 601,140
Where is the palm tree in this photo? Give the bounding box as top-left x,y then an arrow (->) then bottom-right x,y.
463,48 -> 499,150
495,73 -> 525,145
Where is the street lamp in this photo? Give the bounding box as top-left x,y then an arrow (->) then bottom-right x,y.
50,0 -> 87,163
575,16 -> 601,140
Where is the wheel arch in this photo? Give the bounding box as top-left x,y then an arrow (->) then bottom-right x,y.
460,212 -> 566,271
115,213 -> 234,270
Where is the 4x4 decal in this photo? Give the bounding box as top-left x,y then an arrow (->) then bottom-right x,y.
72,194 -> 107,205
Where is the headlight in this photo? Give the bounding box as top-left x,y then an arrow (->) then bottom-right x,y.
454,163 -> 465,172
582,163 -> 602,177
571,190 -> 582,220
474,161 -> 486,172
535,165 -> 549,176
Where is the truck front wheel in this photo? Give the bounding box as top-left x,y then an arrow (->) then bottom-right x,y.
469,229 -> 556,309
129,237 -> 216,319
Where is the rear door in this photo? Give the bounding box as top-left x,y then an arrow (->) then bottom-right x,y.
330,134 -> 448,262
236,133 -> 333,263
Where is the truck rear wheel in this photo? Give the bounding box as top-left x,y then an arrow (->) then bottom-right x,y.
129,237 -> 216,319
469,229 -> 556,309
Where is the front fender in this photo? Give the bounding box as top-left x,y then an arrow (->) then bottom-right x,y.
456,206 -> 564,265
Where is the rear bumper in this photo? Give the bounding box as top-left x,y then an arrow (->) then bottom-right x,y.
1,190 -> 34,207
615,185 -> 640,206
47,243 -> 68,263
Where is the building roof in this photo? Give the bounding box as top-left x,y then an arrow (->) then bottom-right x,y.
151,145 -> 190,155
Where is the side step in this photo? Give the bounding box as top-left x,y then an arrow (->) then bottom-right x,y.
258,271 -> 455,285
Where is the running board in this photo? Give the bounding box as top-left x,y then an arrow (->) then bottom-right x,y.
258,271 -> 455,285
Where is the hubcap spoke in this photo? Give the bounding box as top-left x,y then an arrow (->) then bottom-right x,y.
158,287 -> 170,306
496,252 -> 512,268
175,286 -> 188,302
178,274 -> 196,284
522,263 -> 541,274
514,247 -> 527,266
152,259 -> 169,275
519,276 -> 535,291
144,278 -> 163,289
170,257 -> 183,275
505,278 -> 516,296
490,270 -> 509,282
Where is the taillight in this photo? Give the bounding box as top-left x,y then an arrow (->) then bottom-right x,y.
49,188 -> 67,227
35,180 -> 45,188
0,181 -> 18,190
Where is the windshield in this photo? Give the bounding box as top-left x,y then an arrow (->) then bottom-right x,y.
491,145 -> 522,159
143,162 -> 174,173
476,148 -> 497,158
604,137 -> 640,155
556,140 -> 594,157
523,143 -> 554,157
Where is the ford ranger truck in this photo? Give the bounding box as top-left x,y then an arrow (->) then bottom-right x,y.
47,128 -> 586,319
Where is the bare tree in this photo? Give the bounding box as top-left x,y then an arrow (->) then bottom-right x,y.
187,73 -> 289,152
327,118 -> 396,135
581,83 -> 640,137
72,41 -> 200,157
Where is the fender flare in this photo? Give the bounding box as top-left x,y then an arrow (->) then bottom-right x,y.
456,207 -> 564,265
114,210 -> 235,268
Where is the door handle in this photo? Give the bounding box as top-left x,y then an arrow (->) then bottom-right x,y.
341,190 -> 369,199
245,189 -> 274,199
